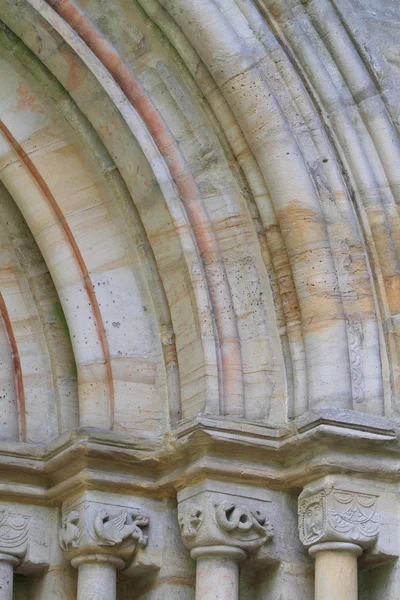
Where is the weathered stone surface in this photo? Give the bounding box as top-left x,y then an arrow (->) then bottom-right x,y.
0,0 -> 398,597
298,483 -> 379,549
178,481 -> 274,558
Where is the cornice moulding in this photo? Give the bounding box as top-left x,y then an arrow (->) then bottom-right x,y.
0,410 -> 395,504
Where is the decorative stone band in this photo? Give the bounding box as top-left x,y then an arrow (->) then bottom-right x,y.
298,485 -> 379,551
71,554 -> 126,570
190,546 -> 247,561
178,495 -> 274,558
0,510 -> 29,565
308,542 -> 363,558
59,501 -> 149,568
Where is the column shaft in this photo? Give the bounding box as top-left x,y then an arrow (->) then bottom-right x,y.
76,560 -> 118,600
195,555 -> 239,600
0,558 -> 15,600
314,550 -> 358,600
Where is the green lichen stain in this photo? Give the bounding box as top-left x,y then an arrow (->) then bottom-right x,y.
53,300 -> 69,332
53,301 -> 78,377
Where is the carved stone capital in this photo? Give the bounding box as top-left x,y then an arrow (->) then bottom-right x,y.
59,500 -> 149,568
0,510 -> 29,565
298,482 -> 379,551
178,491 -> 273,559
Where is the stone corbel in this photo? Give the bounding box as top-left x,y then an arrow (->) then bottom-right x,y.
298,479 -> 379,600
178,485 -> 274,600
0,510 -> 29,599
60,500 -> 149,600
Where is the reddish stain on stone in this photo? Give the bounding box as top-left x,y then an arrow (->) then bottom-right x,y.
99,123 -> 114,138
13,82 -> 45,115
59,45 -> 87,91
49,0 -> 245,414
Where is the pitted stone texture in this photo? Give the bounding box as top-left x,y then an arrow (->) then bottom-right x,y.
0,0 -> 399,598
0,559 -> 15,600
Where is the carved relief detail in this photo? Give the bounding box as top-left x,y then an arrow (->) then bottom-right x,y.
178,502 -> 203,539
299,486 -> 379,549
348,318 -> 364,404
328,490 -> 379,542
214,500 -> 274,544
178,494 -> 273,556
298,493 -> 326,546
59,511 -> 82,552
0,510 -> 29,559
94,508 -> 149,548
59,502 -> 149,563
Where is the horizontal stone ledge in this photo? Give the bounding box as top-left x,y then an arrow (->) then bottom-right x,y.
0,407 -> 395,460
297,408 -> 396,436
0,410 -> 395,504
0,408 -> 395,461
0,454 -> 399,507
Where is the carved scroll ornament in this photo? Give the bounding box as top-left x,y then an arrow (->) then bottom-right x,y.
298,486 -> 379,549
178,495 -> 273,555
215,501 -> 274,543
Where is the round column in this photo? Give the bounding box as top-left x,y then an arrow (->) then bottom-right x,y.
191,546 -> 245,600
0,554 -> 18,600
72,554 -> 125,600
309,542 -> 362,600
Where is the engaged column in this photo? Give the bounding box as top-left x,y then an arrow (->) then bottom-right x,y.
59,498 -> 149,600
298,478 -> 379,600
0,511 -> 29,600
178,482 -> 274,600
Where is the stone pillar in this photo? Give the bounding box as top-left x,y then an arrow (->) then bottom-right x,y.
72,555 -> 123,600
310,542 -> 361,600
59,499 -> 149,600
178,484 -> 274,600
0,555 -> 17,600
298,479 -> 379,600
0,511 -> 29,600
191,547 -> 243,600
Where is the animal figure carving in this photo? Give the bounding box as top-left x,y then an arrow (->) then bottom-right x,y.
59,511 -> 81,551
178,503 -> 203,538
94,508 -> 149,547
215,500 -> 273,539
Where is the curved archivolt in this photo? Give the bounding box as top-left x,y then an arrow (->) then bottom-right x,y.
0,0 -> 397,442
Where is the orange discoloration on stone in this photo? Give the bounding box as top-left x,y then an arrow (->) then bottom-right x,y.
59,45 -> 87,91
0,291 -> 26,441
98,123 -> 114,139
384,275 -> 400,315
0,121 -> 115,428
278,202 -> 328,254
48,0 -> 245,415
13,82 -> 45,115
